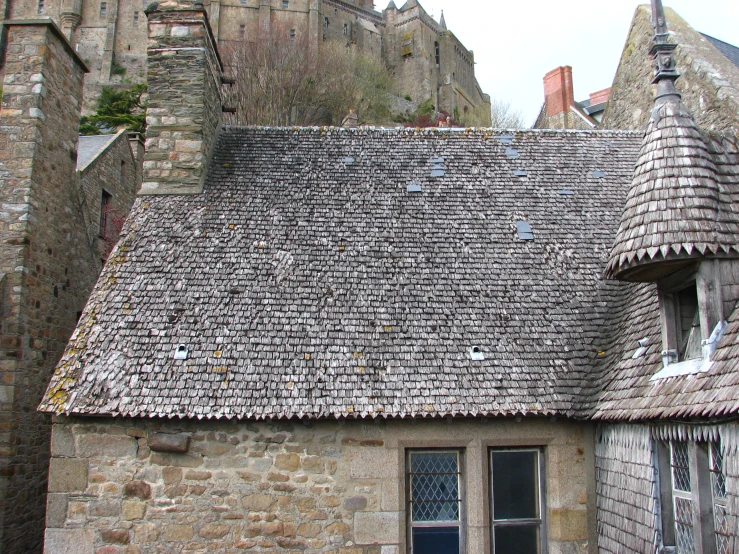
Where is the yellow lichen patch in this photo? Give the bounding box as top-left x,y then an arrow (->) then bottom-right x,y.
346,405 -> 354,413
353,352 -> 363,358
338,245 -> 345,252
356,366 -> 366,373
213,350 -> 222,358
304,353 -> 311,360
286,381 -> 294,390
211,366 -> 228,373
423,404 -> 435,412
383,326 -> 392,332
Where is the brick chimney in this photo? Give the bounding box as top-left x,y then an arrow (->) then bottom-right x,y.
141,0 -> 224,195
589,87 -> 611,106
543,66 -> 575,118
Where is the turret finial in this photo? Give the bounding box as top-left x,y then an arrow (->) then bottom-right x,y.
650,0 -> 681,105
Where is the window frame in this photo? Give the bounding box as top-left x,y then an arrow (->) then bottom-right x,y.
656,439 -> 729,554
406,448 -> 466,554
489,447 -> 547,554
100,2 -> 107,17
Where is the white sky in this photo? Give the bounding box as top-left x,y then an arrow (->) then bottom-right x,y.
388,1 -> 739,126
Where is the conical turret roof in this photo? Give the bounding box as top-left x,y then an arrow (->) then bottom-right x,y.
605,0 -> 739,281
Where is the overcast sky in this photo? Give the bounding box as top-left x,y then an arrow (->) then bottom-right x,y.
395,1 -> 739,125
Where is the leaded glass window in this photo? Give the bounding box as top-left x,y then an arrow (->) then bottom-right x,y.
710,441 -> 732,554
491,449 -> 544,554
408,451 -> 462,554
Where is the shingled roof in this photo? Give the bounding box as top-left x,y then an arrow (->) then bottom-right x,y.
604,98 -> 739,281
39,127 -> 642,420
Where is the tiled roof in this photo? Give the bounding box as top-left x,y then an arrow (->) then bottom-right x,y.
605,96 -> 739,281
39,127 -> 642,420
77,133 -> 120,170
701,33 -> 739,69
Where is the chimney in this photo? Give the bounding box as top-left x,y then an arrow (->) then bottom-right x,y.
589,87 -> 611,106
543,66 -> 575,118
141,0 -> 224,195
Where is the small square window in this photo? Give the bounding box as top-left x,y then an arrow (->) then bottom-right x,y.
240,0 -> 246,5
407,450 -> 463,554
100,2 -> 107,17
490,449 -> 544,554
282,0 -> 289,7
289,29 -> 296,40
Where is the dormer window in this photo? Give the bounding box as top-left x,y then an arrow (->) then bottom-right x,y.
653,264 -> 727,381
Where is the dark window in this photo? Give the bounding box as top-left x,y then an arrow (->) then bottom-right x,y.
100,2 -> 107,17
289,29 -> 296,40
323,16 -> 329,28
343,23 -> 348,35
490,449 -> 544,554
408,450 -> 463,554
100,190 -> 112,238
133,11 -> 139,25
435,41 -> 440,65
676,286 -> 701,361
282,0 -> 289,7
239,25 -> 246,40
37,0 -> 45,14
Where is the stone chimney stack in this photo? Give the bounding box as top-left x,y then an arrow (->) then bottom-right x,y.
141,0 -> 224,195
543,66 -> 575,120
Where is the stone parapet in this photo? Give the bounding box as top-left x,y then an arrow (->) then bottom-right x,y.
140,4 -> 223,195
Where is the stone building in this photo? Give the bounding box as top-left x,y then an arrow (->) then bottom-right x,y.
601,5 -> 739,132
34,2 -> 739,554
0,19 -> 142,552
0,0 -> 491,124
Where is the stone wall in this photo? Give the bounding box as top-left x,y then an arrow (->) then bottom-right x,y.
601,5 -> 739,132
2,0 -> 492,122
45,416 -> 595,553
141,4 -> 223,195
0,20 -> 100,553
77,130 -> 141,255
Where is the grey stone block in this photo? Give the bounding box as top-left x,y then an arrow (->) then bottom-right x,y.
51,427 -> 75,457
76,434 -> 137,457
354,511 -> 400,545
44,529 -> 94,554
149,433 -> 191,453
46,493 -> 68,528
48,458 -> 88,492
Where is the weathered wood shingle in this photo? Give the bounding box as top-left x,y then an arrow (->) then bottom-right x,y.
39,127 -> 642,420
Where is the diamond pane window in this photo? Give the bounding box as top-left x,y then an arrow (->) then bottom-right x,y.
672,441 -> 691,492
710,441 -> 726,499
408,451 -> 462,554
674,497 -> 696,554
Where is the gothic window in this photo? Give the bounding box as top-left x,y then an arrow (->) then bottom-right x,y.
407,450 -> 464,554
100,2 -> 107,17
490,449 -> 545,554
